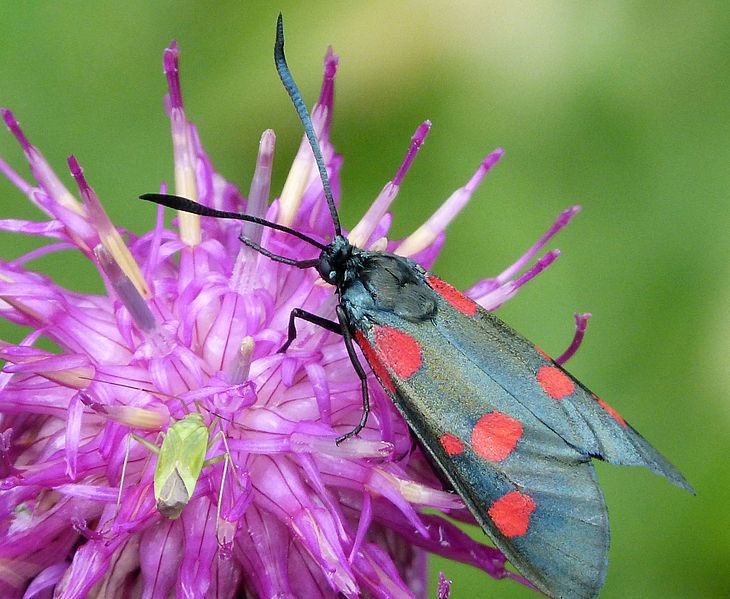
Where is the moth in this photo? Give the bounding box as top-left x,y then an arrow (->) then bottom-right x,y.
141,15 -> 693,599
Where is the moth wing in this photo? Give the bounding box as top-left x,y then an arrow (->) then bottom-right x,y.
425,275 -> 693,493
355,310 -> 609,599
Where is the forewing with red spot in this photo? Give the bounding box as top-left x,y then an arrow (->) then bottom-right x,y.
344,264 -> 691,599
426,274 -> 692,493
351,300 -> 610,599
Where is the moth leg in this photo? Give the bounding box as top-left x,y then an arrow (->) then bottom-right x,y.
334,304 -> 370,445
277,308 -> 342,353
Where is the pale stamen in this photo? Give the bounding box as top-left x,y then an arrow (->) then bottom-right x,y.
348,121 -> 430,248
226,336 -> 255,385
164,42 -> 201,246
69,156 -> 151,299
395,148 -> 504,257
231,130 -> 276,293
94,245 -> 158,334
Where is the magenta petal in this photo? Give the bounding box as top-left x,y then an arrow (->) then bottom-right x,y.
22,562 -> 68,599
139,519 -> 184,599
177,501 -> 218,598
55,535 -> 127,599
64,394 -> 83,481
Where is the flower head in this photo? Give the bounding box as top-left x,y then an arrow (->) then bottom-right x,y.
0,36 -> 585,599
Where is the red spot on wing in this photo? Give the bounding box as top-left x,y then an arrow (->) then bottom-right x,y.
355,330 -> 395,394
371,325 -> 422,380
426,275 -> 478,316
440,433 -> 464,455
471,412 -> 523,462
592,393 -> 627,428
355,326 -> 422,393
537,365 -> 575,399
488,490 -> 536,538
534,346 -> 551,360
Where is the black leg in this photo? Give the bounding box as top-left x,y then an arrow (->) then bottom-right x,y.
334,305 -> 370,445
277,308 -> 342,353
276,305 -> 371,444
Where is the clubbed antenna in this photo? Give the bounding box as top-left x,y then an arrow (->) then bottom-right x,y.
274,13 -> 342,238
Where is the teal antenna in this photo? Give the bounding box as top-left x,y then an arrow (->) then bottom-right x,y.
274,13 -> 342,237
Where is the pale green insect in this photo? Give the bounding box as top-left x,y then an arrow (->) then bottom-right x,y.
119,405 -> 236,520
83,375 -> 244,524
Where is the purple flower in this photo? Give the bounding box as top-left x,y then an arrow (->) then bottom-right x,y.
0,38 -> 587,599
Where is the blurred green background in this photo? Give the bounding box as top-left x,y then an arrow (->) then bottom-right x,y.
0,2 -> 726,598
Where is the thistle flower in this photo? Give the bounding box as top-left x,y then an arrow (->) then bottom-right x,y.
0,38 -> 588,599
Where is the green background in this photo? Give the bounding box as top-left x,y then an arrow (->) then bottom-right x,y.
0,2 -> 726,598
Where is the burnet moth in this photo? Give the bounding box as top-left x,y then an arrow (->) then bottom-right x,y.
141,14 -> 694,599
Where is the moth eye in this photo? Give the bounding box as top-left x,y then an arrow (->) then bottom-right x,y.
328,271 -> 336,282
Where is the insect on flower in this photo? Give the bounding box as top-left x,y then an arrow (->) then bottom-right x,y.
73,371 -> 252,529
120,397 -> 238,520
143,15 -> 695,599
